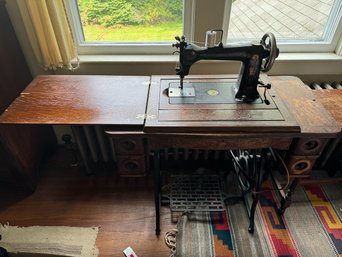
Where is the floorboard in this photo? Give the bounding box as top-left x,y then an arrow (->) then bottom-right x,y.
0,148 -> 174,257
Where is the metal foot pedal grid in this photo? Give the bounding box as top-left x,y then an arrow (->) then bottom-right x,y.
167,174 -> 225,212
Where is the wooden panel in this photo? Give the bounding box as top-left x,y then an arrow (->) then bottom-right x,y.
145,75 -> 299,133
0,2 -> 56,191
313,90 -> 342,131
0,0 -> 32,113
285,154 -> 318,175
158,109 -> 284,121
117,155 -> 147,177
290,137 -> 327,156
148,134 -> 292,150
0,124 -> 56,190
112,135 -> 145,155
271,76 -> 340,136
0,75 -> 150,125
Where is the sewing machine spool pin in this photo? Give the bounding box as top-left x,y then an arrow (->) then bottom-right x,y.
205,29 -> 223,48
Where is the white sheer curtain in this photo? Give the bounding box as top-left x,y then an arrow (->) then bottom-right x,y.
16,0 -> 79,70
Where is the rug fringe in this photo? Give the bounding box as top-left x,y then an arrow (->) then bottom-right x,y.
165,228 -> 178,257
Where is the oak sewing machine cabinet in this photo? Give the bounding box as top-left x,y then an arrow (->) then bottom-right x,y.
0,33 -> 340,234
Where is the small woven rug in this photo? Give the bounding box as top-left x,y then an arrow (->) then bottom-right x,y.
0,225 -> 99,257
175,183 -> 342,257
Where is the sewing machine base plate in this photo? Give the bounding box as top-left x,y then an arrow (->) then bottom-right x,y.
169,81 -> 263,104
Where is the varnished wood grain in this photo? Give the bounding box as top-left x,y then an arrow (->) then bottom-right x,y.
0,149 -> 174,257
0,75 -> 150,125
313,90 -> 342,132
145,75 -> 299,133
271,76 -> 340,136
0,124 -> 56,190
147,134 -> 292,150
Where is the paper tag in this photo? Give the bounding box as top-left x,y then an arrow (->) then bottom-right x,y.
123,246 -> 138,257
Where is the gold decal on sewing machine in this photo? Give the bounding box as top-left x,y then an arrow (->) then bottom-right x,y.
207,89 -> 219,96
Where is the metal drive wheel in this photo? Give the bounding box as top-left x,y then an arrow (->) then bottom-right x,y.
260,32 -> 279,72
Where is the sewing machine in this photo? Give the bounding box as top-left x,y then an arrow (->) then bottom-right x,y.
145,32 -> 296,133
171,32 -> 279,103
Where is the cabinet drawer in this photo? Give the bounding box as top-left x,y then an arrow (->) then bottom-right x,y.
285,155 -> 318,175
290,138 -> 327,156
117,155 -> 146,177
113,136 -> 145,155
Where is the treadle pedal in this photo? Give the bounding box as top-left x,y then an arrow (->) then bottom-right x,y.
161,194 -> 170,205
169,174 -> 225,212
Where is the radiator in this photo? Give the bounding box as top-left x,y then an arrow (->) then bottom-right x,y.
159,148 -> 230,161
307,82 -> 342,90
71,126 -> 116,174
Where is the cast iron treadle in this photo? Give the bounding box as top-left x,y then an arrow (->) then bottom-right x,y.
169,175 -> 225,212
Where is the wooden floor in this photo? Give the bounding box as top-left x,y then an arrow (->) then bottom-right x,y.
0,148 -> 174,257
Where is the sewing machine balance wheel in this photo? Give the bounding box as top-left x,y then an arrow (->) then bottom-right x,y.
260,32 -> 279,72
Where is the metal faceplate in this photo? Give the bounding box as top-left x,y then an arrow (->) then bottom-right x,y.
168,83 -> 196,98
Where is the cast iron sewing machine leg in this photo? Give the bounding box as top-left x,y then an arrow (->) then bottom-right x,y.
232,149 -> 266,234
153,151 -> 161,235
278,178 -> 299,215
248,162 -> 264,233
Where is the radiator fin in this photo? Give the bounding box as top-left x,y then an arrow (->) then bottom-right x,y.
72,125 -> 115,164
160,148 -> 230,161
308,82 -> 342,90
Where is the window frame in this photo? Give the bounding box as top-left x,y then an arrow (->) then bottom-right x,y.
66,0 -> 342,55
66,0 -> 195,55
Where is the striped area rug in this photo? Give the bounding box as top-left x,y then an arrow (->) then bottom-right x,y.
175,183 -> 342,257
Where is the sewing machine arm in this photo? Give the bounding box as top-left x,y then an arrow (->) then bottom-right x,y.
173,33 -> 279,102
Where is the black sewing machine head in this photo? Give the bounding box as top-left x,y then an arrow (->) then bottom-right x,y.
172,32 -> 279,103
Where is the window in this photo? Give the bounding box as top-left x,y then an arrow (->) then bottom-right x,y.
225,0 -> 342,53
77,0 -> 183,42
66,0 -> 193,54
66,0 -> 342,55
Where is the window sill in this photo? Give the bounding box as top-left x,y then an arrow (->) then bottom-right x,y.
79,52 -> 342,63
76,52 -> 342,78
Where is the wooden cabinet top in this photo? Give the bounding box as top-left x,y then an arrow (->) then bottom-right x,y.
0,75 -> 150,126
313,89 -> 342,131
270,76 -> 340,136
0,74 -> 340,137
